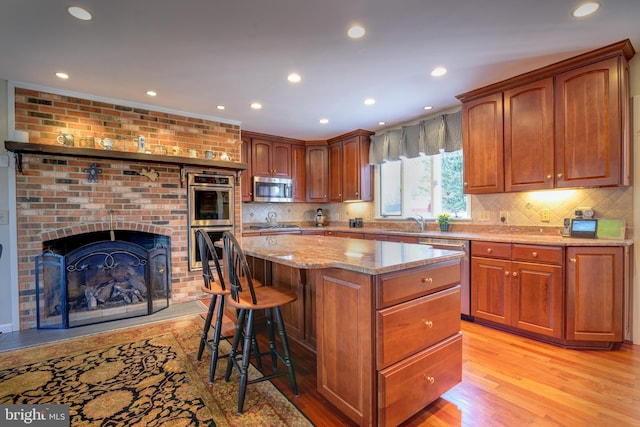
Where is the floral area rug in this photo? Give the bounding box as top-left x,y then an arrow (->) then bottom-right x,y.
0,315 -> 313,426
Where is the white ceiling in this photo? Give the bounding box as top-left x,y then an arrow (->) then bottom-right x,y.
1,1 -> 638,141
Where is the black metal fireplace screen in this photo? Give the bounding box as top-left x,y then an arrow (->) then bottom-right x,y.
35,231 -> 171,329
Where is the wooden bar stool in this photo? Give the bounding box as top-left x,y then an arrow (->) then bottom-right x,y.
195,229 -> 231,383
222,231 -> 299,414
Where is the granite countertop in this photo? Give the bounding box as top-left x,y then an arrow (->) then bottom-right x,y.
235,234 -> 464,275
242,224 -> 633,247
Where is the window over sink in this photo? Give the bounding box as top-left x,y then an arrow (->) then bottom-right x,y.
378,149 -> 469,220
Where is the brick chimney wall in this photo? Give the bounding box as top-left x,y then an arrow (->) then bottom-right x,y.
13,88 -> 242,330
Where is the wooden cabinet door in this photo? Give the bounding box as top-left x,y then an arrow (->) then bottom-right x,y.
462,92 -> 504,193
328,142 -> 343,202
555,57 -> 621,188
566,247 -> 623,342
306,145 -> 329,203
290,144 -> 306,202
251,138 -> 272,177
471,256 -> 511,325
342,135 -> 373,201
511,261 -> 563,338
504,78 -> 555,192
240,135 -> 253,201
272,142 -> 291,178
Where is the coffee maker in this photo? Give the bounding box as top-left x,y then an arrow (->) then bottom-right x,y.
314,208 -> 326,226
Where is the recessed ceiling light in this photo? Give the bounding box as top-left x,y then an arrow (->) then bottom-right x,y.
146,90 -> 157,97
431,67 -> 447,77
55,72 -> 69,79
424,105 -> 433,110
364,98 -> 376,106
287,73 -> 301,83
572,2 -> 600,17
216,105 -> 226,110
347,25 -> 366,39
319,118 -> 329,124
250,102 -> 262,110
67,6 -> 92,21
378,121 -> 386,125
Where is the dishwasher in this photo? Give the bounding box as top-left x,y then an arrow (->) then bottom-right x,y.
418,237 -> 472,320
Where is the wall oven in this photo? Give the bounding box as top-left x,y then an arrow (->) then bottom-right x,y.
253,176 -> 293,202
187,172 -> 234,270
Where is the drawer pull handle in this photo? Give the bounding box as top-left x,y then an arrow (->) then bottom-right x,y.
513,272 -> 518,277
570,258 -> 576,263
532,252 -> 538,257
505,271 -> 510,276
424,321 -> 433,328
421,277 -> 433,284
487,248 -> 492,253
423,375 -> 435,384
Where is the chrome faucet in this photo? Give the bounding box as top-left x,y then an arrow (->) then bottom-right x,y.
409,214 -> 425,231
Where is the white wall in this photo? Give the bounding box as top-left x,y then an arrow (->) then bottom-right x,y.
0,80 -> 17,332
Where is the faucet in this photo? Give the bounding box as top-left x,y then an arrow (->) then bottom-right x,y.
408,214 -> 425,231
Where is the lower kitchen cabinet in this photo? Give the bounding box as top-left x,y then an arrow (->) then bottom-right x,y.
471,241 -> 564,339
566,246 -> 623,344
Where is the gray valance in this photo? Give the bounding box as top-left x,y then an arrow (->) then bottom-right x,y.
369,110 -> 462,165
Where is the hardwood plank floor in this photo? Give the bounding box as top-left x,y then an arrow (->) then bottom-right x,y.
229,315 -> 640,426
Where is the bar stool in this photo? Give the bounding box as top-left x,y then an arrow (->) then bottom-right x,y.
195,229 -> 231,383
222,231 -> 299,414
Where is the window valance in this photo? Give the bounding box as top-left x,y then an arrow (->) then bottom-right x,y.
369,109 -> 462,165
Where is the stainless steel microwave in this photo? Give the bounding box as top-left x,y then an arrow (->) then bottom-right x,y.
253,176 -> 293,202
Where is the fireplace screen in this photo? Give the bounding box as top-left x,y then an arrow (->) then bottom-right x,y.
35,233 -> 171,329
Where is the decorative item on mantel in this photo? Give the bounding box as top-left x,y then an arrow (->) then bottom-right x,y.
437,213 -> 451,232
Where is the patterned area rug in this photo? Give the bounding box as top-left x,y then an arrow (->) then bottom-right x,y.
0,316 -> 313,426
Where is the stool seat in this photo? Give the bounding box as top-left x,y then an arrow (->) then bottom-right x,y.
225,285 -> 295,310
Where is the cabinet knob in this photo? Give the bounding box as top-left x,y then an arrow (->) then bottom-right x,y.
570,258 -> 576,263
557,173 -> 563,178
323,194 -> 327,198
487,248 -> 492,253
532,252 -> 538,257
421,277 -> 433,284
513,272 -> 518,277
546,175 -> 552,180
424,321 -> 433,328
463,182 -> 468,187
423,375 -> 435,384
505,271 -> 510,276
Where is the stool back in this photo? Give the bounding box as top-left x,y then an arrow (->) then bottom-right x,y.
222,231 -> 258,304
196,229 -> 225,292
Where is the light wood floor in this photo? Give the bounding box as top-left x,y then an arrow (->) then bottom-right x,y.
253,318 -> 640,427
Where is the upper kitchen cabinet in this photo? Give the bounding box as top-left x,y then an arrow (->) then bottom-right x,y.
251,138 -> 291,178
291,144 -> 306,202
306,143 -> 329,203
240,135 -> 253,201
457,39 -> 635,194
328,130 -> 374,202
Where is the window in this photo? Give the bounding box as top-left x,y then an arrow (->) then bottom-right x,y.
378,149 -> 469,219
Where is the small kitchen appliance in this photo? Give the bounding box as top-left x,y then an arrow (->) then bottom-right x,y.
314,208 -> 326,226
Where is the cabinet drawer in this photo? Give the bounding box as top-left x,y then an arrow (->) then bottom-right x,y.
512,244 -> 562,265
378,333 -> 462,427
377,286 -> 460,369
377,259 -> 461,308
472,241 -> 511,259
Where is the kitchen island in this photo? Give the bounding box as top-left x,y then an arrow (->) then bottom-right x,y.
233,234 -> 464,426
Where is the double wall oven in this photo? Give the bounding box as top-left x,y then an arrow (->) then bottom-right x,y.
187,172 -> 234,270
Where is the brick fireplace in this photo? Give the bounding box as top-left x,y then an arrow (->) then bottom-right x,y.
12,88 -> 243,330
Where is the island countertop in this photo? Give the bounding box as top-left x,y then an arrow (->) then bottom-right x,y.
234,234 -> 463,275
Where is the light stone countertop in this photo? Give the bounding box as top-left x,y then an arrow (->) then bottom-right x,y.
234,234 -> 464,275
242,225 -> 633,247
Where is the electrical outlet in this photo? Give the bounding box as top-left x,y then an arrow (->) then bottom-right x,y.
0,209 -> 8,224
540,208 -> 551,222
499,211 -> 508,223
478,210 -> 490,222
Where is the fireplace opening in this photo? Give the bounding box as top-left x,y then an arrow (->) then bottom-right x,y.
35,231 -> 171,329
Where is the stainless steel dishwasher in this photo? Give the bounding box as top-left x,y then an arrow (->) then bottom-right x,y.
418,237 -> 472,320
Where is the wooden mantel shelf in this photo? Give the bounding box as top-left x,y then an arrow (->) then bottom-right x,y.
4,141 -> 248,185
4,141 -> 247,171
